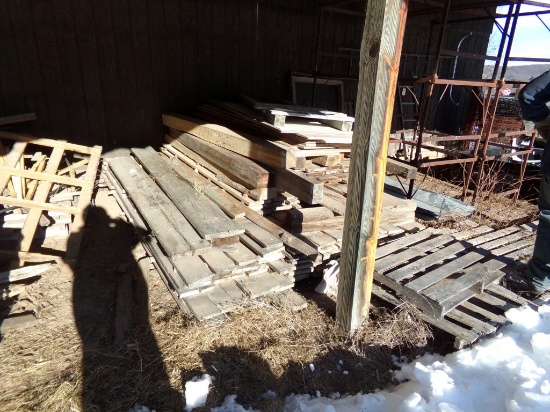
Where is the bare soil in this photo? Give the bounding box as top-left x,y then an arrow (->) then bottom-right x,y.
0,176 -> 539,411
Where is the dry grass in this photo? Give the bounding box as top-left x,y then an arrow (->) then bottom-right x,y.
0,293 -> 432,412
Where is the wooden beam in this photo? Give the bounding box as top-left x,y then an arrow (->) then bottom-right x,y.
162,114 -> 295,168
168,132 -> 270,189
336,0 -> 409,332
273,168 -> 324,205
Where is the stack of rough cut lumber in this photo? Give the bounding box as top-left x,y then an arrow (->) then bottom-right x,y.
105,147 -> 318,320
161,99 -> 418,280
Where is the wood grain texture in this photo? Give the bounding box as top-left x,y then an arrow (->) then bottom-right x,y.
336,0 -> 409,332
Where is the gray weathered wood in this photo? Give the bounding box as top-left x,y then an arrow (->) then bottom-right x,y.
386,158 -> 417,179
108,157 -> 194,257
200,248 -> 237,275
132,147 -> 244,240
375,234 -> 453,274
375,229 -> 433,259
0,263 -> 52,284
239,219 -> 283,249
169,132 -> 270,189
274,168 -> 324,205
172,255 -> 213,289
114,272 -> 133,344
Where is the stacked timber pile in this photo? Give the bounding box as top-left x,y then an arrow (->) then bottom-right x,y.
162,100 -> 418,281
105,147 -> 318,320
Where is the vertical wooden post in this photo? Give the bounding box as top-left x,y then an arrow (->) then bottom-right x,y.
336,0 -> 409,332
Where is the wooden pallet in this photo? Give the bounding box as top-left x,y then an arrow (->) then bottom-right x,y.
373,224 -> 535,318
0,131 -> 102,261
373,281 -> 534,349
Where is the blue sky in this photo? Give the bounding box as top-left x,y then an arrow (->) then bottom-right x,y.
492,3 -> 550,65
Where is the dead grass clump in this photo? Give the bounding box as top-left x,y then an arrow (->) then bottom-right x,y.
1,293 -> 434,412
150,299 -> 433,410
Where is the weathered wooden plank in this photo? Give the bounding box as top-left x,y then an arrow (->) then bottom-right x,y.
239,234 -> 284,257
321,194 -> 347,215
200,248 -> 237,275
0,263 -> 52,284
375,234 -> 453,274
274,168 -> 324,205
163,114 -> 295,168
224,242 -> 259,266
375,229 -> 433,259
293,216 -> 346,233
108,157 -> 193,257
163,146 -> 246,219
132,147 -> 243,241
237,272 -> 294,298
386,158 -> 417,179
239,220 -> 283,249
460,301 -> 508,324
170,132 -> 270,189
165,143 -> 319,261
184,293 -> 222,321
408,250 -> 487,294
172,255 -> 214,289
445,309 -> 496,335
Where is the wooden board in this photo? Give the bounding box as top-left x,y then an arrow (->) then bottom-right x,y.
274,168 -> 324,205
168,132 -> 270,189
132,147 -> 243,241
163,114 -> 295,168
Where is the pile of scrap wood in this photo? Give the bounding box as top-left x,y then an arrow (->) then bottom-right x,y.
162,98 -> 418,277
0,114 -> 102,331
104,147 -> 317,320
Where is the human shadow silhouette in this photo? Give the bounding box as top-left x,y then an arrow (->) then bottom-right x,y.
69,204 -> 182,411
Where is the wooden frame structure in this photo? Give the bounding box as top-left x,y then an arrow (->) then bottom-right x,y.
0,131 -> 102,262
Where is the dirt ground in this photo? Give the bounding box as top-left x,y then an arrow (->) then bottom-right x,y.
0,176 -> 539,411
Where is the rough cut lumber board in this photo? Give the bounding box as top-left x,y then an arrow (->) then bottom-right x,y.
163,113 -> 295,168
375,234 -> 452,273
172,254 -> 214,289
237,272 -> 294,298
168,132 -> 270,189
0,262 -> 52,284
0,131 -> 98,155
184,293 -> 223,320
200,248 -> 237,275
274,168 -> 323,205
223,242 -> 259,266
162,147 -> 246,219
0,113 -> 37,126
108,157 -> 195,257
292,216 -> 346,233
239,219 -> 283,249
375,229 -> 434,259
132,147 -> 243,240
386,158 -> 417,179
287,206 -> 335,223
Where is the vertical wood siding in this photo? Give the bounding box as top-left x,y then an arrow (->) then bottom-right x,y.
0,0 -> 320,149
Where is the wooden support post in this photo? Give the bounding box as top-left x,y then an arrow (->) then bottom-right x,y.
336,0 -> 409,332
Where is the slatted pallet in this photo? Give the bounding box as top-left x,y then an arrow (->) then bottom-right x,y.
0,131 -> 102,262
373,282 -> 534,349
371,222 -> 538,347
374,224 -> 535,318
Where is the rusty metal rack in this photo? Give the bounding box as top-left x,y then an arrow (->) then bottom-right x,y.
310,0 -> 550,203
405,0 -> 550,202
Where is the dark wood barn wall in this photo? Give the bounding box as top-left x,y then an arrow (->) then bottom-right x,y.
0,0 -> 494,149
0,0 -> 327,150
